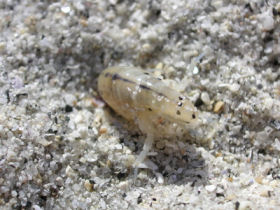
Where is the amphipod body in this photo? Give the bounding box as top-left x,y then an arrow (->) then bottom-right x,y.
98,66 -> 198,168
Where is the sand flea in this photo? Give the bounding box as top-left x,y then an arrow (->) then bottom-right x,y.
98,66 -> 198,170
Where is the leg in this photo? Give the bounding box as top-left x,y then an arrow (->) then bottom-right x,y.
133,112 -> 156,179
133,134 -> 154,180
134,111 -> 156,166
134,133 -> 154,166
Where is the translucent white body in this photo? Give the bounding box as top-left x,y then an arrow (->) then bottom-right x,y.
98,66 -> 198,168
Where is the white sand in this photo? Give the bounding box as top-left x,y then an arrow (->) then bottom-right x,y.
0,0 -> 280,209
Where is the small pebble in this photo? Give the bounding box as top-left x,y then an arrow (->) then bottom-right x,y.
255,176 -> 263,184
84,180 -> 94,192
37,138 -> 52,146
205,185 -> 216,192
65,165 -> 75,178
155,62 -> 164,70
239,201 -> 252,210
273,138 -> 280,151
32,205 -> 43,210
213,101 -> 224,113
99,127 -> 107,135
263,97 -> 273,110
117,180 -> 130,191
259,11 -> 274,31
201,92 -> 211,105
260,190 -> 271,197
229,83 -> 240,92
193,66 -> 199,74
225,194 -> 236,201
155,172 -> 164,184
61,6 -> 71,14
